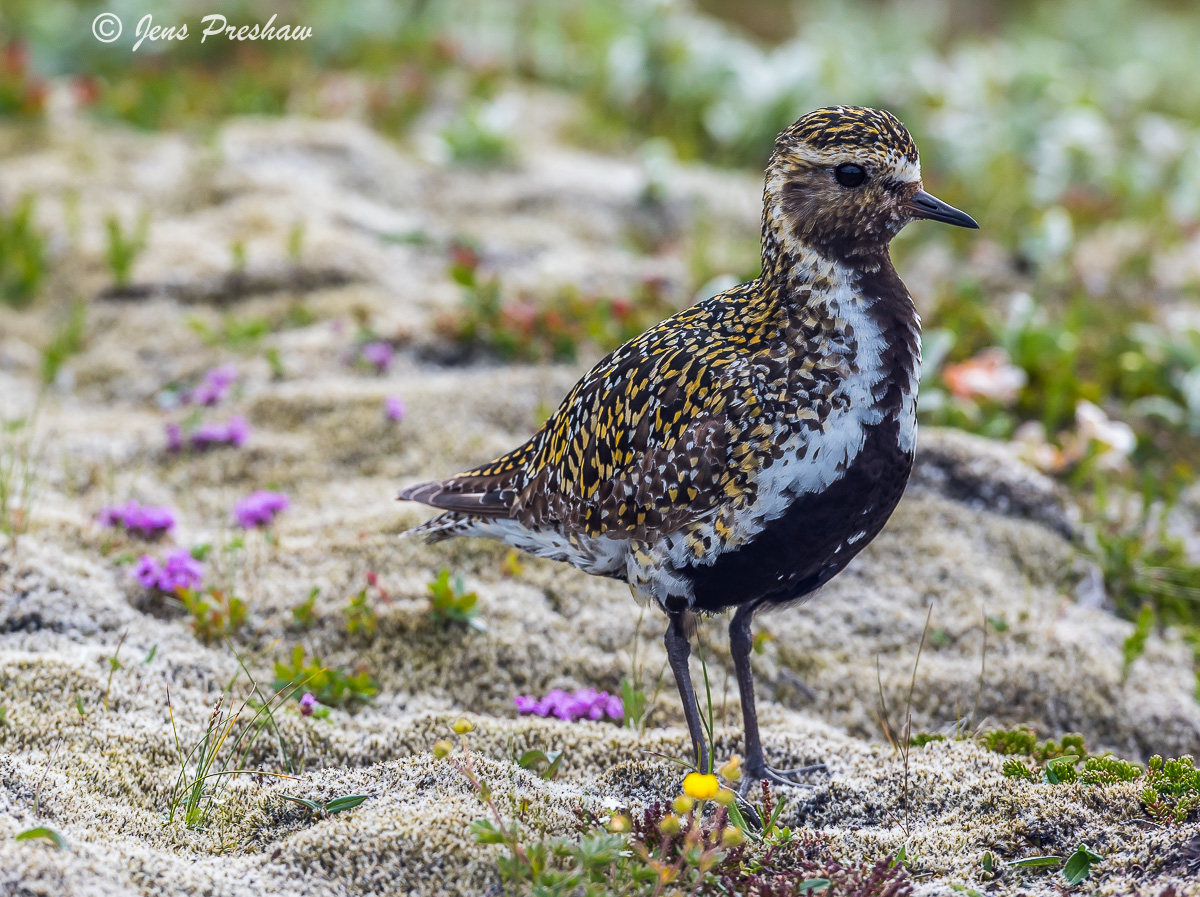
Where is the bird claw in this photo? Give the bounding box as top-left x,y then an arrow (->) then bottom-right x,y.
738,762 -> 826,795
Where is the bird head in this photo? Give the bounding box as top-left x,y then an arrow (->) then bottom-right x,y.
764,105 -> 977,264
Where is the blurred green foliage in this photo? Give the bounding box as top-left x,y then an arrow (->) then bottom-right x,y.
0,194 -> 46,307
272,644 -> 378,708
438,241 -> 675,362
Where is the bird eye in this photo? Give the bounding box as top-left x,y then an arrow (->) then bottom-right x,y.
834,163 -> 867,188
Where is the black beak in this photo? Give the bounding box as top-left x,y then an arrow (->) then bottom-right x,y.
905,189 -> 979,229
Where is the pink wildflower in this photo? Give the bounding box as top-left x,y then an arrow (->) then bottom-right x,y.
187,364 -> 238,406
98,501 -> 176,539
299,693 -> 318,716
513,688 -> 624,723
384,395 -> 406,422
233,490 -> 290,528
132,548 -> 204,592
360,341 -> 394,373
175,416 -> 250,452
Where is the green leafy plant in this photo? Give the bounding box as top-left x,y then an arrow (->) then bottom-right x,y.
178,588 -> 247,644
344,587 -> 378,637
292,587 -> 318,630
272,645 -> 377,709
1142,754 -> 1200,825
1006,844 -> 1103,886
40,299 -> 87,387
104,210 -> 149,290
427,568 -> 484,631
986,726 -> 1198,823
982,725 -> 1086,762
0,194 -> 46,308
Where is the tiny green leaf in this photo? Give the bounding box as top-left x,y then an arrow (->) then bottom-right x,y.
798,879 -> 830,893
470,818 -> 507,844
15,827 -> 67,849
1007,854 -> 1064,868
1062,844 -> 1103,885
280,794 -> 324,814
325,794 -> 368,815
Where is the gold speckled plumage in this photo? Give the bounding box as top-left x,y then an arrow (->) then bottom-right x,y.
398,105 -> 978,784
403,274 -> 862,546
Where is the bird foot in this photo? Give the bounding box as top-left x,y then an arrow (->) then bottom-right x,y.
738,761 -> 826,795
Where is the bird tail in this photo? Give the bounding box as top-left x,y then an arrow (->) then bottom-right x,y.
398,511 -> 478,543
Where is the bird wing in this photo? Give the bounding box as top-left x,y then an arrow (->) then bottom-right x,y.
399,291 -> 784,539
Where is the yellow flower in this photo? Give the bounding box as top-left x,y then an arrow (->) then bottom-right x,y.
672,794 -> 695,815
608,813 -> 631,833
722,826 -> 745,847
719,754 -> 742,783
713,788 -> 736,806
682,772 -> 720,800
452,717 -> 475,734
432,739 -> 453,758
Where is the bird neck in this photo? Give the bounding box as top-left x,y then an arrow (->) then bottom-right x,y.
759,218 -> 894,305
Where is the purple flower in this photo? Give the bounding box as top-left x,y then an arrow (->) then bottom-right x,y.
174,416 -> 250,452
299,693 -> 318,716
514,687 -> 623,723
233,490 -> 290,528
513,695 -> 539,714
131,548 -> 204,592
158,549 -> 204,591
360,341 -> 394,373
188,364 -> 238,406
384,395 -> 406,422
134,555 -> 162,589
225,415 -> 249,447
125,505 -> 177,538
98,501 -> 176,539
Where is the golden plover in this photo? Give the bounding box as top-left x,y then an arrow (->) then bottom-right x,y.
400,105 -> 978,785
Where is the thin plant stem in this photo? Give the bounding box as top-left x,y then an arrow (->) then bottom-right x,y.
901,605 -> 934,837
103,630 -> 128,712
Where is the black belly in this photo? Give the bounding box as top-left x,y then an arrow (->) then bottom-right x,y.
686,417 -> 913,614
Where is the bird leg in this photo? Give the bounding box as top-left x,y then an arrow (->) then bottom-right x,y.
730,602 -> 825,792
664,611 -> 710,774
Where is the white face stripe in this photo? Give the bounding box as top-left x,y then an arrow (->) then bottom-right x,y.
779,145 -> 921,185
890,155 -> 922,185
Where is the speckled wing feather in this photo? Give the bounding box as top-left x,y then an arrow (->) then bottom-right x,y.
399,282 -> 790,540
